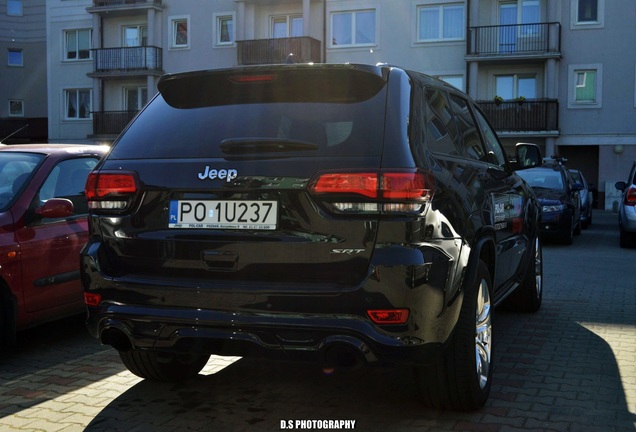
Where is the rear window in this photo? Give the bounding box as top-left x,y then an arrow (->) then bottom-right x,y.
110,66 -> 389,160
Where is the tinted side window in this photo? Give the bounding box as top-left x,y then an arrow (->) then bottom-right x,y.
423,88 -> 461,156
473,108 -> 507,168
37,157 -> 99,217
449,94 -> 485,161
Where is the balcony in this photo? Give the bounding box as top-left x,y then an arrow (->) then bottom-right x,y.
477,99 -> 559,134
91,111 -> 138,137
87,0 -> 163,16
467,22 -> 561,61
89,46 -> 163,78
237,37 -> 321,65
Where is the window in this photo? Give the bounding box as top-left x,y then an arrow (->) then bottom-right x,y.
568,64 -> 602,108
331,10 -> 376,47
9,100 -> 24,117
578,0 -> 598,22
170,16 -> 189,48
38,157 -> 100,216
123,26 -> 147,47
65,89 -> 91,120
424,88 -> 461,156
124,87 -> 148,111
8,49 -> 23,66
417,4 -> 464,41
575,71 -> 596,102
473,109 -> 507,168
65,29 -> 92,60
215,14 -> 235,45
495,74 -> 536,99
449,94 -> 484,161
7,0 -> 22,16
272,15 -> 303,38
437,75 -> 464,91
571,0 -> 604,28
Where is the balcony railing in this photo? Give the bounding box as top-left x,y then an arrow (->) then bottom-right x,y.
91,0 -> 161,7
91,46 -> 162,74
237,36 -> 321,65
92,111 -> 138,136
467,22 -> 561,58
477,99 -> 559,132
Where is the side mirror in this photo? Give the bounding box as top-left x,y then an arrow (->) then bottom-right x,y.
35,198 -> 74,219
572,182 -> 584,192
615,181 -> 627,192
514,143 -> 543,170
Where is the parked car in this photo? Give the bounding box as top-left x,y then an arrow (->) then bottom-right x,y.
569,169 -> 594,229
614,160 -> 636,248
0,144 -> 108,347
516,159 -> 583,244
81,63 -> 543,411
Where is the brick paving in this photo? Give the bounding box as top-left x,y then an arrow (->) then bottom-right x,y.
0,210 -> 634,431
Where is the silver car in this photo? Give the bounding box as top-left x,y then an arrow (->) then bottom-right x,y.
615,160 -> 636,248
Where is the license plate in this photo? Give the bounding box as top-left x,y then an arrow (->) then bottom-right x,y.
168,200 -> 278,230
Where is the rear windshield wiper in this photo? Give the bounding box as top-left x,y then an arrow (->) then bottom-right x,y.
220,138 -> 318,154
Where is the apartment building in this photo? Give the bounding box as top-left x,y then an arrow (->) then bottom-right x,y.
0,0 -> 47,143
42,0 -> 636,208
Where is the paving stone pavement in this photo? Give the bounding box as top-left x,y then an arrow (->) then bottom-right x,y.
0,210 -> 634,432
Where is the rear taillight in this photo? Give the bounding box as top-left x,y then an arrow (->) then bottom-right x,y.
309,170 -> 434,214
85,171 -> 139,213
625,186 -> 636,206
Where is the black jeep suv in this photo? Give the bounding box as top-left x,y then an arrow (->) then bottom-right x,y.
81,63 -> 542,410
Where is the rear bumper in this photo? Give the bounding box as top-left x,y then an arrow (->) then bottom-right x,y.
88,303 -> 445,367
619,204 -> 636,233
81,238 -> 463,367
539,210 -> 571,235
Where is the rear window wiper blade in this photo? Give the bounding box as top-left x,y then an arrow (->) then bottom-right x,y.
220,138 -> 318,154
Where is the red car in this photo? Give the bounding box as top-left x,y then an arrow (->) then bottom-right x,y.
0,144 -> 108,347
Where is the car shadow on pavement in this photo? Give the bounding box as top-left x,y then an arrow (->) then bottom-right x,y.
0,314 -> 126,418
83,304 -> 636,432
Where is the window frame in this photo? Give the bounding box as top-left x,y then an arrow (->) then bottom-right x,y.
64,88 -> 92,121
329,9 -> 377,48
571,0 -> 604,29
271,14 -> 303,38
64,29 -> 92,61
170,15 -> 190,49
416,3 -> 465,43
495,73 -> 537,100
214,12 -> 235,46
568,64 -> 602,108
9,100 -> 24,117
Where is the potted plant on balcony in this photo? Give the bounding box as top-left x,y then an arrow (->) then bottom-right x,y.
515,96 -> 526,105
494,95 -> 504,106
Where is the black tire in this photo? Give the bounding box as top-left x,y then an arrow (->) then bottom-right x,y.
119,349 -> 210,382
619,225 -> 634,248
562,216 -> 574,245
415,260 -> 493,411
0,289 -> 16,349
503,236 -> 543,313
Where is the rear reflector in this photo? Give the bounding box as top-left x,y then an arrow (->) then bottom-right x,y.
367,309 -> 409,325
84,293 -> 101,307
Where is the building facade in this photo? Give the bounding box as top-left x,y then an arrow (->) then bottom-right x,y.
0,0 -> 47,143
40,0 -> 636,209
